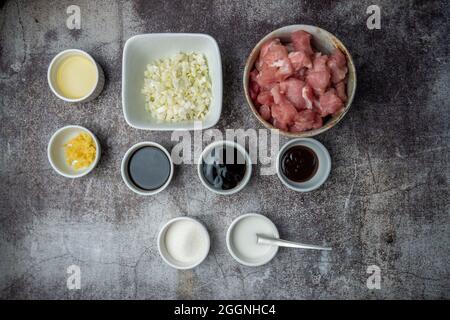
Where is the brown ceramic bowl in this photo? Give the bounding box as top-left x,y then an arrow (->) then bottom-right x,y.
243,25 -> 357,137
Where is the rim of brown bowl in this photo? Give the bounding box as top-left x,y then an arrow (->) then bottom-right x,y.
243,24 -> 357,138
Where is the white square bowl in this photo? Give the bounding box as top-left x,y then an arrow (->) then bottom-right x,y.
122,33 -> 223,130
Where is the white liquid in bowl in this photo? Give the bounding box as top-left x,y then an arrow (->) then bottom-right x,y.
228,214 -> 279,266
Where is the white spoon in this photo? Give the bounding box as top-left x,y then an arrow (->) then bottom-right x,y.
257,234 -> 332,251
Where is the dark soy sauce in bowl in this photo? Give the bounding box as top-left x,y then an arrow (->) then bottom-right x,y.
128,146 -> 171,191
281,145 -> 318,182
201,145 -> 247,191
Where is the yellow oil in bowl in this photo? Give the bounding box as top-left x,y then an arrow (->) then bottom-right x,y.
56,55 -> 97,99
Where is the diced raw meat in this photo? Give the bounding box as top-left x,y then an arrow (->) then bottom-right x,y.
317,88 -> 344,116
249,29 -> 349,133
313,98 -> 321,110
259,39 -> 293,80
288,51 -> 312,72
285,42 -> 294,52
330,48 -> 346,65
255,58 -> 263,71
256,90 -> 274,106
311,53 -> 329,71
335,81 -> 347,102
291,30 -> 314,56
249,69 -> 259,82
327,49 -> 348,84
249,79 -> 260,101
249,70 -> 260,101
272,118 -> 288,131
290,109 -> 323,132
306,71 -> 330,95
270,85 -> 286,105
306,54 -> 331,94
296,68 -> 307,81
270,85 -> 298,128
256,38 -> 294,85
249,69 -> 260,101
301,84 -> 314,109
260,38 -> 281,59
263,44 -> 289,66
274,59 -> 294,81
279,78 -> 306,110
258,105 -> 271,121
256,66 -> 278,90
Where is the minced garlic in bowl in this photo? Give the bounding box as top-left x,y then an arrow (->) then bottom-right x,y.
64,132 -> 97,170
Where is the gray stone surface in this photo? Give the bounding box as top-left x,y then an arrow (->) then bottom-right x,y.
0,0 -> 449,299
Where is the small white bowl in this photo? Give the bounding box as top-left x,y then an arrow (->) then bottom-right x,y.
121,141 -> 174,195
276,138 -> 331,192
122,33 -> 222,130
197,140 -> 252,195
157,217 -> 210,270
47,125 -> 101,178
226,213 -> 279,267
48,49 -> 105,103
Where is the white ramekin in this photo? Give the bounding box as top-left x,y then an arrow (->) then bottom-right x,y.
47,125 -> 101,178
157,217 -> 211,270
276,138 -> 331,192
197,140 -> 252,195
121,141 -> 174,195
47,49 -> 105,103
226,213 -> 279,267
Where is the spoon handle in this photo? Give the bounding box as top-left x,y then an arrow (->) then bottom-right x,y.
257,235 -> 332,251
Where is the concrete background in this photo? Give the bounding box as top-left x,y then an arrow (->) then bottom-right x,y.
0,0 -> 449,299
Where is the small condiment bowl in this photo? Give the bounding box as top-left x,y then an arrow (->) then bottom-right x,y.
121,141 -> 174,195
276,138 -> 331,192
197,140 -> 252,195
243,24 -> 357,137
47,49 -> 105,103
47,125 -> 101,178
226,213 -> 279,267
157,217 -> 211,270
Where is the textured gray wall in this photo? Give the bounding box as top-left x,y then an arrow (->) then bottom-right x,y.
0,0 -> 449,299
